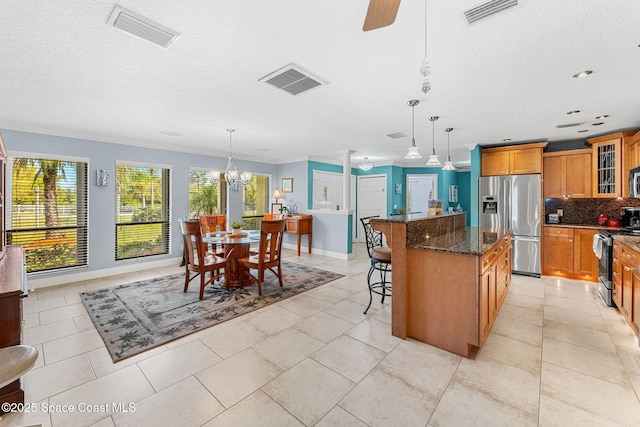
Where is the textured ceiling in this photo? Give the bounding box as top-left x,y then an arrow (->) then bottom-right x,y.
1,0 -> 639,169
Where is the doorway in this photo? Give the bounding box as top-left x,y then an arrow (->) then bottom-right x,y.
356,175 -> 387,242
406,174 -> 438,214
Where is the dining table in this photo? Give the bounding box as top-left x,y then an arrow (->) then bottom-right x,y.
202,230 -> 259,288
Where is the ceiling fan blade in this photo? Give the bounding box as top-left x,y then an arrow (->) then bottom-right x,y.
363,0 -> 401,31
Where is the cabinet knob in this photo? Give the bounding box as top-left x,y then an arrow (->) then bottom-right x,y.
569,240 -> 573,243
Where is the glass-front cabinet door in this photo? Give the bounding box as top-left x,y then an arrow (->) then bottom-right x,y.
590,138 -> 621,198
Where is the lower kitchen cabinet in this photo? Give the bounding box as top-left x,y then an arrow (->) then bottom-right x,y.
613,240 -> 639,335
480,235 -> 511,345
542,226 -> 598,281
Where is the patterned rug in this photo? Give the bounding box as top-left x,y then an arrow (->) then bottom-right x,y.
81,261 -> 344,362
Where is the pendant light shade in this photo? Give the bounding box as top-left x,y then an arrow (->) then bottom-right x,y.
405,100 -> 422,159
442,127 -> 455,170
425,116 -> 441,166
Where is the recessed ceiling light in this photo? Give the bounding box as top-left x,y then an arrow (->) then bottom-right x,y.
566,110 -> 581,115
572,70 -> 593,78
256,148 -> 271,152
578,130 -> 589,133
595,115 -> 609,119
592,122 -> 605,126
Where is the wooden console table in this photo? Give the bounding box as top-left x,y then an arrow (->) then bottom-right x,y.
285,214 -> 312,256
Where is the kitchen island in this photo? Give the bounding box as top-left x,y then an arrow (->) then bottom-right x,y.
371,213 -> 512,357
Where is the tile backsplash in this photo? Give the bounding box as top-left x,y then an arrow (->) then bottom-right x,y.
545,198 -> 640,225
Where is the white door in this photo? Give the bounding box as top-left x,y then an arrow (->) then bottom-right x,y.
356,175 -> 387,242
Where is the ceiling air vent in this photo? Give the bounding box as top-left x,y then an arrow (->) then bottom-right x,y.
107,5 -> 180,48
463,0 -> 521,25
258,64 -> 327,96
556,122 -> 585,128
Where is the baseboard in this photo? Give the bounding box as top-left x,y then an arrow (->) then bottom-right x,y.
28,257 -> 183,290
282,243 -> 353,260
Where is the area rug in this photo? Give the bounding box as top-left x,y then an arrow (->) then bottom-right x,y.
81,261 -> 344,362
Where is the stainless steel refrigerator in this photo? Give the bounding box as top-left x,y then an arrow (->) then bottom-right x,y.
479,174 -> 541,276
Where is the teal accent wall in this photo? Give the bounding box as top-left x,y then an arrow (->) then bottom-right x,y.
457,171 -> 471,225
470,145 -> 481,226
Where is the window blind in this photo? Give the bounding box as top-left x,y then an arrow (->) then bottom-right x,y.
115,164 -> 170,260
8,158 -> 88,273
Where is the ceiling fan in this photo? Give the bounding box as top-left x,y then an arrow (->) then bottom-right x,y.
363,0 -> 401,31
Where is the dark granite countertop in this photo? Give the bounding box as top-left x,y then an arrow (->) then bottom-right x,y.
409,227 -> 510,255
373,212 -> 465,223
544,223 -> 624,231
613,235 -> 640,253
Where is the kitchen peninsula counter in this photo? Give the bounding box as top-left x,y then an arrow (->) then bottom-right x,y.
371,213 -> 512,357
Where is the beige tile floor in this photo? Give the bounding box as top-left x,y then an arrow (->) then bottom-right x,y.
2,244 -> 640,426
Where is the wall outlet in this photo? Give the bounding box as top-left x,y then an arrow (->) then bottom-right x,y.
557,209 -> 563,216
393,204 -> 398,209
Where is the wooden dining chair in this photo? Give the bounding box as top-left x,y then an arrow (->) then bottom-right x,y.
180,219 -> 226,299
240,219 -> 286,295
200,215 -> 225,256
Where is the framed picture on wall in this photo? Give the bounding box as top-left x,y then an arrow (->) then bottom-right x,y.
282,178 -> 293,193
449,185 -> 458,203
395,183 -> 402,194
271,203 -> 283,214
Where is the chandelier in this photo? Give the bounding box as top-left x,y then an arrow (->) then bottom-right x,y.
404,100 -> 422,159
210,129 -> 252,190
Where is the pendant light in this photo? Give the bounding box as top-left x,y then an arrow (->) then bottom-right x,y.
223,129 -> 252,191
420,0 -> 431,94
405,100 -> 422,159
442,127 -> 455,170
425,116 -> 441,166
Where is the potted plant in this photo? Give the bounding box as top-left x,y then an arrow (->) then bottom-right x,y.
428,199 -> 443,215
230,221 -> 243,234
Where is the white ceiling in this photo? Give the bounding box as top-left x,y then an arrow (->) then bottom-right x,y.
1,0 -> 639,169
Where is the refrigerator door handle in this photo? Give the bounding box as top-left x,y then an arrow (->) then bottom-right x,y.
512,236 -> 540,242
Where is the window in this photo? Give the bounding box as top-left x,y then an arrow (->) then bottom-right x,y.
8,157 -> 88,273
188,168 -> 225,217
242,175 -> 269,229
116,163 -> 170,261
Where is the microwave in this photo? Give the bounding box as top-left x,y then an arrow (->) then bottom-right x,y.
630,166 -> 640,198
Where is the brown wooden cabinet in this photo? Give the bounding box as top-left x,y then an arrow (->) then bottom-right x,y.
0,247 -> 27,413
543,149 -> 591,198
480,235 -> 511,345
542,227 -> 597,281
542,227 -> 574,274
587,132 -> 637,198
613,244 -> 622,308
481,142 -> 547,176
614,240 -> 640,335
284,214 -> 312,256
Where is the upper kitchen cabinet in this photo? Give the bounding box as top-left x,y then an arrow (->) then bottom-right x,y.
543,149 -> 591,198
481,142 -> 547,176
587,131 -> 637,198
624,129 -> 640,174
